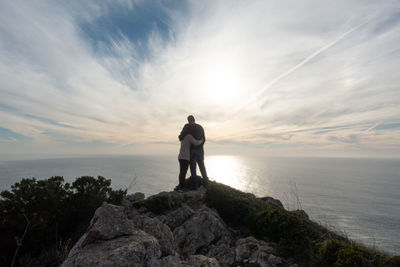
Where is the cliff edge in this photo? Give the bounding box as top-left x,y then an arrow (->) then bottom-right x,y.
62,179 -> 400,267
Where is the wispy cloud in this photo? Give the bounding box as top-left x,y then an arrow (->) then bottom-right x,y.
0,0 -> 400,157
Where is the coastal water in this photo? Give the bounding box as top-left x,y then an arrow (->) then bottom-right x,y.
0,155 -> 399,255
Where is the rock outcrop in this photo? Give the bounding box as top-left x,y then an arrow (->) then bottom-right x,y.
62,203 -> 161,266
63,187 -> 297,267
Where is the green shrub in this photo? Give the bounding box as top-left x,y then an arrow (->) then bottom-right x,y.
204,181 -> 394,266
250,205 -> 312,256
315,240 -> 388,267
136,194 -> 171,214
384,256 -> 400,267
0,176 -> 126,267
335,248 -> 367,266
205,181 -> 318,259
205,181 -> 266,225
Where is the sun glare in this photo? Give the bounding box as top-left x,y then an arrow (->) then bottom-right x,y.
202,59 -> 243,105
205,155 -> 247,189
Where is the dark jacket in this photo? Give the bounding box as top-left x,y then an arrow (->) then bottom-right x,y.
178,123 -> 205,147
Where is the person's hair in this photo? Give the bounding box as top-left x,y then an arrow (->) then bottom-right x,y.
187,115 -> 195,123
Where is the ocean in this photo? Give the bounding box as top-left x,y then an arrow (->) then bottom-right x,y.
0,155 -> 399,255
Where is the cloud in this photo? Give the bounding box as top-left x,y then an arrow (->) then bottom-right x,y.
0,127 -> 30,143
328,134 -> 359,144
374,123 -> 400,131
1,0 -> 400,157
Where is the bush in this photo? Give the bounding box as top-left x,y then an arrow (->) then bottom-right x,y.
314,239 -> 389,266
384,256 -> 400,267
250,205 -> 312,256
205,181 -> 318,261
133,193 -> 172,214
0,176 -> 126,267
204,181 -> 392,266
205,181 -> 266,225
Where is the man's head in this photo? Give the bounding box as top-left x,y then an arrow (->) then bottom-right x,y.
187,115 -> 195,124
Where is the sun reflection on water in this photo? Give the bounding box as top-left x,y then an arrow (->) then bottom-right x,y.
205,155 -> 248,190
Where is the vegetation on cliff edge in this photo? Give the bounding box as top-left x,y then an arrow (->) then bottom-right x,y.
204,181 -> 399,267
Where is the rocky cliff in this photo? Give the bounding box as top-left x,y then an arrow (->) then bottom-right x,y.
62,179 -> 400,267
62,185 -> 296,266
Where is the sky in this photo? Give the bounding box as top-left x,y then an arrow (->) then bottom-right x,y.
1,0 -> 400,159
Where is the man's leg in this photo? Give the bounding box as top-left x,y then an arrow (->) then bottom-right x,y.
197,150 -> 208,186
189,149 -> 199,189
178,159 -> 189,188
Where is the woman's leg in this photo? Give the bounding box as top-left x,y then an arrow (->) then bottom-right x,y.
178,159 -> 189,188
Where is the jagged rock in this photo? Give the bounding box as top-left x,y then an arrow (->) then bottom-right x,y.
160,204 -> 195,230
160,255 -> 184,267
235,236 -> 275,267
80,202 -> 133,246
235,237 -> 258,260
63,184 -> 298,267
62,230 -> 161,267
132,215 -> 176,256
187,255 -> 220,267
125,206 -> 141,219
207,237 -> 235,266
122,192 -> 145,208
268,254 -> 283,266
160,255 -> 220,267
259,196 -> 284,209
291,209 -> 309,220
174,207 -> 231,255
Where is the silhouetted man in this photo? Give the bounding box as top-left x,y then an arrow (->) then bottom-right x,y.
179,115 -> 208,188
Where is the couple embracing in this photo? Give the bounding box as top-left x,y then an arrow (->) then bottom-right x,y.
177,115 -> 208,190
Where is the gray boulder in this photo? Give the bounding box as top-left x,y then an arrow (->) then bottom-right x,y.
235,236 -> 277,267
174,207 -> 231,255
80,202 -> 133,246
132,215 -> 176,256
62,202 -> 162,266
62,230 -> 161,267
160,204 -> 195,230
268,254 -> 284,266
125,206 -> 141,219
207,237 -> 235,266
122,192 -> 145,208
160,255 -> 184,267
160,255 -> 220,267
187,255 -> 220,267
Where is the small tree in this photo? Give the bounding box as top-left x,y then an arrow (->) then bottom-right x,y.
0,176 -> 126,266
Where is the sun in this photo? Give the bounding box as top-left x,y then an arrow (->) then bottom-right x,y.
202,59 -> 243,105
